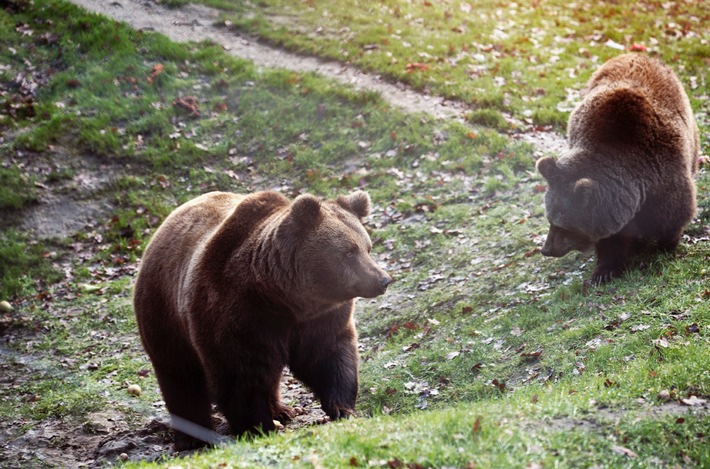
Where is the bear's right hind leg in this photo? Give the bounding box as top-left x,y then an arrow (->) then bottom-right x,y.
657,227 -> 684,252
153,357 -> 213,451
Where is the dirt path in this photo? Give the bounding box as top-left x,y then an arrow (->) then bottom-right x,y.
68,0 -> 470,120
66,0 -> 568,156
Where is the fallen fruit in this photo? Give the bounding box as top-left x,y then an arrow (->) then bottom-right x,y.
127,384 -> 142,396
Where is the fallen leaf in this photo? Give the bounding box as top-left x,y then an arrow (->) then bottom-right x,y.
681,396 -> 707,406
172,96 -> 200,117
653,337 -> 669,348
147,63 -> 164,84
472,416 -> 482,434
611,445 -> 638,458
405,62 -> 430,73
491,379 -> 506,391
387,458 -> 404,468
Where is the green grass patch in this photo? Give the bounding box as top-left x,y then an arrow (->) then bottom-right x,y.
0,166 -> 36,210
204,0 -> 709,132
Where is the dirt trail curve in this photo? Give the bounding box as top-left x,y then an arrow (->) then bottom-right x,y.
68,0 -> 467,120
66,0 -> 566,154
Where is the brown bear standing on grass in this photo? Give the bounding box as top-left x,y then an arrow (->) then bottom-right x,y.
133,190 -> 391,450
536,53 -> 699,284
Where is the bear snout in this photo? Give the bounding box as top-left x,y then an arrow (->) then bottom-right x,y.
541,235 -> 568,258
379,273 -> 393,292
359,270 -> 392,298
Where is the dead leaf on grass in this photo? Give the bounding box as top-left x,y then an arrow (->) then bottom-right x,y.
611,445 -> 638,458
472,416 -> 482,434
681,396 -> 707,406
405,62 -> 430,73
521,349 -> 543,359
172,96 -> 200,117
147,63 -> 164,83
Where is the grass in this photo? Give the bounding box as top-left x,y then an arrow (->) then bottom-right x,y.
0,0 -> 708,468
193,0 -> 709,131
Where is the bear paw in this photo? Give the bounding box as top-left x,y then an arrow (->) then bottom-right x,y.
322,403 -> 355,421
173,432 -> 207,452
591,266 -> 624,285
272,403 -> 297,423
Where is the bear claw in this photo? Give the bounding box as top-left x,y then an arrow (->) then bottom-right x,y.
591,267 -> 623,285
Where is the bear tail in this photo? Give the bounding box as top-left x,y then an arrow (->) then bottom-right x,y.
583,86 -> 657,145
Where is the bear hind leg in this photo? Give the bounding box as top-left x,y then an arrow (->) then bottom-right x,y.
271,395 -> 296,424
656,227 -> 684,252
153,355 -> 213,451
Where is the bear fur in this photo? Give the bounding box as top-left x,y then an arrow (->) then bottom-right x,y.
536,53 -> 699,284
133,190 -> 391,450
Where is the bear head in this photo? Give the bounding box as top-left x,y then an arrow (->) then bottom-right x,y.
277,191 -> 392,309
535,156 -> 606,257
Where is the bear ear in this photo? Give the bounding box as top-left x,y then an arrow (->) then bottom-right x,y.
337,190 -> 371,218
573,178 -> 598,204
536,157 -> 563,183
290,193 -> 322,224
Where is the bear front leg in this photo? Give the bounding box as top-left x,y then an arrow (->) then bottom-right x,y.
592,234 -> 633,284
289,316 -> 359,421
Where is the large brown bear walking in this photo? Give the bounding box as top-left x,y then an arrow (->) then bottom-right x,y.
134,190 -> 391,450
536,53 -> 699,284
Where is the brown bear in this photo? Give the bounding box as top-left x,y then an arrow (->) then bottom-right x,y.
133,190 -> 391,450
536,53 -> 699,284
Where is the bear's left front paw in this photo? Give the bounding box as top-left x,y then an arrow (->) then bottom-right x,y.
591,265 -> 624,285
322,403 -> 355,421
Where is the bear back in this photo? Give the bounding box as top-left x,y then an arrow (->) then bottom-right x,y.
568,54 -> 698,174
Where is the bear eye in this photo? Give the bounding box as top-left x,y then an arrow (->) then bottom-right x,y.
345,246 -> 358,257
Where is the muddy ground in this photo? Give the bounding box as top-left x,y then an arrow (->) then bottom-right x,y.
1,340 -> 331,467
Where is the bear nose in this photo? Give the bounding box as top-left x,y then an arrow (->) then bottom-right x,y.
380,274 -> 393,291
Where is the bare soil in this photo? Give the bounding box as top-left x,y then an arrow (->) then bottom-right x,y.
1,340 -> 330,467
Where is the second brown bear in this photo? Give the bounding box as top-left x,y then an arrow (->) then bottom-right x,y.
536,53 -> 699,284
134,190 -> 391,450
